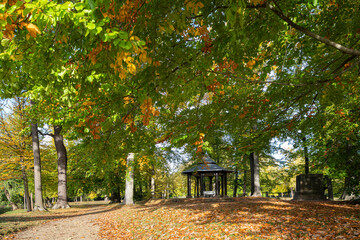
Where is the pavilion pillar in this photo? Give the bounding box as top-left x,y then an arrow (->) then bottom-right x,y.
196,176 -> 200,197
209,176 -> 213,191
224,173 -> 228,196
221,174 -> 224,196
200,173 -> 204,196
187,174 -> 192,198
215,173 -> 220,196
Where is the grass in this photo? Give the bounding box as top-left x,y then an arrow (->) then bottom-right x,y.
0,207 -> 13,215
0,201 -> 111,238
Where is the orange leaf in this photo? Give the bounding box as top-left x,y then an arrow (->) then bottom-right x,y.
24,23 -> 41,38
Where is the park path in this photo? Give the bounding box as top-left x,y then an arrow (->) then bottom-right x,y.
14,205 -> 107,240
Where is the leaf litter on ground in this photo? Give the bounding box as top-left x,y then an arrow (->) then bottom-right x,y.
97,197 -> 360,239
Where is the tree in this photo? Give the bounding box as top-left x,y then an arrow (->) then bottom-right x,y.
124,153 -> 135,205
2,181 -> 19,210
30,104 -> 46,211
52,125 -> 70,209
250,152 -> 261,197
0,98 -> 33,211
1,0 -> 360,202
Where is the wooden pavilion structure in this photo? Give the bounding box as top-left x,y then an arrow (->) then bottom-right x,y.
182,155 -> 233,198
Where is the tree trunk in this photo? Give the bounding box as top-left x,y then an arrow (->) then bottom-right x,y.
326,176 -> 334,201
4,187 -> 19,211
52,125 -> 70,209
18,100 -> 31,211
250,152 -> 261,197
150,165 -> 155,199
21,164 -> 31,211
233,168 -> 238,197
31,117 -> 46,211
243,169 -> 247,196
110,190 -> 121,203
124,153 -> 135,204
340,176 -> 355,200
303,137 -> 309,174
30,192 -> 34,210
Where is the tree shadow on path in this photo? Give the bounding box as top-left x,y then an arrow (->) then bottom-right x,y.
0,202 -> 123,224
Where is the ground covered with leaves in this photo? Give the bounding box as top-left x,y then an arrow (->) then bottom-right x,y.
98,197 -> 360,239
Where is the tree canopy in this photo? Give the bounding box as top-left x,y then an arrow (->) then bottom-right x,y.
0,0 -> 360,201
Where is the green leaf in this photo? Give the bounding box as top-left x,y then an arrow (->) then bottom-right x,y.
1,39 -> 10,47
96,26 -> 102,34
7,5 -> 17,14
75,3 -> 85,11
87,22 -> 96,30
86,75 -> 94,83
119,41 -> 132,50
118,31 -> 128,40
16,1 -> 24,8
6,16 -> 12,25
24,3 -> 36,8
23,7 -> 32,16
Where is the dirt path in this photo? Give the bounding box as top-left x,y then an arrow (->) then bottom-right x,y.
13,205 -> 107,240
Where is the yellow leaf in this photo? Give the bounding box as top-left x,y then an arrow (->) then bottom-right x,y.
246,60 -> 256,69
24,23 -> 41,38
128,63 -> 136,75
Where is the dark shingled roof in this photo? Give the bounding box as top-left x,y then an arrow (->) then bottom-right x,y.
182,155 -> 233,174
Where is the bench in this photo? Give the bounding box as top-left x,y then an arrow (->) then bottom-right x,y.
203,191 -> 215,197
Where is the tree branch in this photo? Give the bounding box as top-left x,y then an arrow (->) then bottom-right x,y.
209,71 -> 328,87
37,130 -> 54,138
267,2 -> 360,56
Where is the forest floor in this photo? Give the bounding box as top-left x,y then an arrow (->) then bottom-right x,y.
98,197 -> 360,239
1,197 -> 360,239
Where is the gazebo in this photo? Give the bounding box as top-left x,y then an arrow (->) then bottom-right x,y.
182,155 -> 233,198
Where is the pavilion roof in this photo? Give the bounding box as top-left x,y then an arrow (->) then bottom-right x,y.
182,155 -> 233,174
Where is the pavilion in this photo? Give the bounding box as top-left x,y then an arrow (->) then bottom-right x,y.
182,155 -> 233,198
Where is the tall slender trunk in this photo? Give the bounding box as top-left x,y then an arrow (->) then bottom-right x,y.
4,188 -> 19,211
325,176 -> 334,200
303,137 -> 309,174
150,165 -> 155,199
124,153 -> 135,204
233,167 -> 238,197
30,192 -> 34,210
139,179 -> 143,199
250,152 -> 261,197
21,164 -> 31,211
31,118 -> 46,211
243,169 -> 247,196
52,125 -> 70,209
18,99 -> 31,211
340,176 -> 355,200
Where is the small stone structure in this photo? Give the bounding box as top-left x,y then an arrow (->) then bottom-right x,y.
182,155 -> 233,198
293,174 -> 326,200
